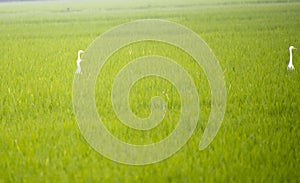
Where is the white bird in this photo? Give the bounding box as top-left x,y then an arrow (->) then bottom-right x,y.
76,50 -> 84,74
287,46 -> 297,70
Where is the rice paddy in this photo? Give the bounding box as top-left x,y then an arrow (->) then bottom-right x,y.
0,0 -> 299,182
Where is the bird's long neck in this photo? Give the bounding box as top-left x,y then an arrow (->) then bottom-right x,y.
289,49 -> 293,64
78,52 -> 82,60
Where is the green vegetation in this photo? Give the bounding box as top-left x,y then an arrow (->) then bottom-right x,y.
0,0 -> 299,182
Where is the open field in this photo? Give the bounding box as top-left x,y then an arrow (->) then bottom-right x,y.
0,0 -> 300,182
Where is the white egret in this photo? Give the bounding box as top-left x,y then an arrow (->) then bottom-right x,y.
76,50 -> 84,74
287,46 -> 297,70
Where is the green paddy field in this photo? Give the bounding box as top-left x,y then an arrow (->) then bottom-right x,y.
0,0 -> 299,182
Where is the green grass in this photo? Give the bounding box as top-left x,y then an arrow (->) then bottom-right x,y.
0,0 -> 300,182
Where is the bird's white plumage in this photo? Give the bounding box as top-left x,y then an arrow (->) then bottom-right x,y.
287,46 -> 296,70
76,50 -> 84,74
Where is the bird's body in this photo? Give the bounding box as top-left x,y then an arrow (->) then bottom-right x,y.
287,46 -> 297,70
76,50 -> 84,74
